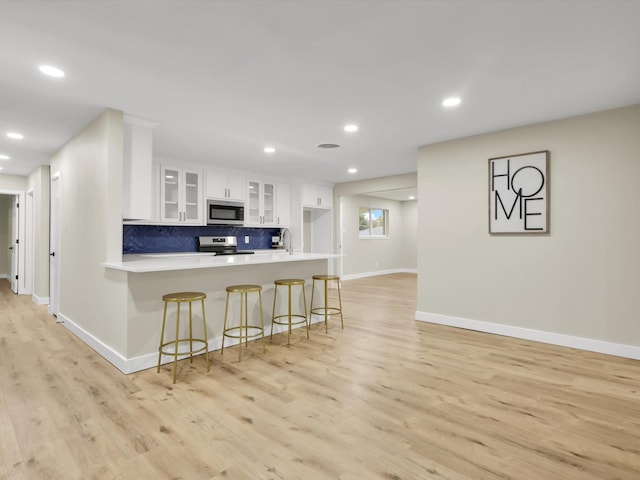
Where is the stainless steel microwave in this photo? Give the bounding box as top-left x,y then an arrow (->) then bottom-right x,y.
206,199 -> 245,225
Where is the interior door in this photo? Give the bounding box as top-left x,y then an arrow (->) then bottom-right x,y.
10,196 -> 19,293
49,174 -> 60,316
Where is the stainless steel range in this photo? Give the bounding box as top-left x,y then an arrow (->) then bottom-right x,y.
197,236 -> 255,256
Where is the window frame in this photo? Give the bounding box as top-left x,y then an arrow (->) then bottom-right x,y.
358,206 -> 389,239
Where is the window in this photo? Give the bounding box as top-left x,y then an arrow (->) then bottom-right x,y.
359,207 -> 388,238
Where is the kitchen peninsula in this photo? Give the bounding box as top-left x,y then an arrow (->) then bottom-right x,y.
103,251 -> 337,373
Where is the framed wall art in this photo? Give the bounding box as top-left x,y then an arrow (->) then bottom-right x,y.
488,150 -> 549,234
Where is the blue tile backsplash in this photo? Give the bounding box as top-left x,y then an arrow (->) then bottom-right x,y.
123,225 -> 282,254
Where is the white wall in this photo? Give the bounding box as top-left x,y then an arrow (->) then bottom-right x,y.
401,200 -> 418,270
334,173 -> 417,278
0,174 -> 27,191
50,109 -> 129,358
27,166 -> 50,300
0,195 -> 11,277
340,194 -> 409,277
417,104 -> 640,357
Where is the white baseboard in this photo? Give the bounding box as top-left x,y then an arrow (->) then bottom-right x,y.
32,294 -> 49,305
57,312 -> 130,373
342,268 -> 417,281
415,311 -> 640,361
60,311 -> 331,375
0,274 -> 8,280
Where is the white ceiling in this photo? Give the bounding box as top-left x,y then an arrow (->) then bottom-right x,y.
1,1 -> 639,183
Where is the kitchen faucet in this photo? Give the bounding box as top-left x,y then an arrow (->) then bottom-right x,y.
281,227 -> 293,255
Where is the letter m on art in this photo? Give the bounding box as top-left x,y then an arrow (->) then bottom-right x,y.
494,189 -> 522,220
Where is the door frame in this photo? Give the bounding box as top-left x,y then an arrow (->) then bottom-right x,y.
49,172 -> 60,316
1,189 -> 27,294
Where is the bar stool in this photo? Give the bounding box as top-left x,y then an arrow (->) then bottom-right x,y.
310,275 -> 344,333
271,278 -> 309,345
221,284 -> 266,361
157,291 -> 210,384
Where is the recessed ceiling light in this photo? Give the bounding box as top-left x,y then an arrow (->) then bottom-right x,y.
408,196 -> 416,200
348,168 -> 358,174
344,124 -> 358,133
442,97 -> 461,107
264,146 -> 276,154
6,132 -> 24,140
39,65 -> 65,78
0,167 -> 3,171
0,154 -> 9,160
317,143 -> 340,149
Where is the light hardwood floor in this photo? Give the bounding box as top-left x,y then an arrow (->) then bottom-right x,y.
1,274 -> 639,479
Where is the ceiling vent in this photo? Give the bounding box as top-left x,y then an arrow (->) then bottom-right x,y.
317,143 -> 340,149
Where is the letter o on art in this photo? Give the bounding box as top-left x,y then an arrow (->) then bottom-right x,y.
510,166 -> 545,198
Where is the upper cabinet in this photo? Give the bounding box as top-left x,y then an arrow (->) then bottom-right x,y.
160,166 -> 203,224
205,168 -> 246,202
302,182 -> 333,208
122,115 -> 158,220
246,179 -> 276,225
276,183 -> 290,227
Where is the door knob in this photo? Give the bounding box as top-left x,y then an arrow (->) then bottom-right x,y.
50,252 -> 55,257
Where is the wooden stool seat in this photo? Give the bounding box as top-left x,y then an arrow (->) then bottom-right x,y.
222,285 -> 266,361
271,278 -> 308,345
311,275 -> 339,282
163,291 -> 206,302
310,275 -> 344,333
157,291 -> 210,383
226,284 -> 262,293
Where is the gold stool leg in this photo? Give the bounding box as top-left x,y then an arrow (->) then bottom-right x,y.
221,291 -> 230,355
270,284 -> 278,341
323,279 -> 329,333
188,300 -> 194,364
302,283 -> 309,338
172,302 -> 181,384
287,284 -> 292,345
239,292 -> 246,361
310,279 -> 316,329
201,298 -> 210,372
259,289 -> 266,353
336,278 -> 344,329
157,301 -> 168,373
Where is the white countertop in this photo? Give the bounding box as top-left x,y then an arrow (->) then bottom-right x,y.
103,251 -> 337,273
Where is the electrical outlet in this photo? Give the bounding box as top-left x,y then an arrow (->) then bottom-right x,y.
375,261 -> 379,267
244,236 -> 250,244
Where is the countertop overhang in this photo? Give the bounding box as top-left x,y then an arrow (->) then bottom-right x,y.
103,251 -> 339,273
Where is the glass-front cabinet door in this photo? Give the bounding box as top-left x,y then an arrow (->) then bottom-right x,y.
161,167 -> 180,222
160,166 -> 202,224
247,180 -> 261,224
262,182 -> 275,224
246,179 -> 276,225
183,170 -> 200,222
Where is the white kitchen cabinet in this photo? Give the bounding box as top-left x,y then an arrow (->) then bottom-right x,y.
122,115 -> 157,220
246,179 -> 276,225
276,183 -> 290,226
302,182 -> 333,208
205,168 -> 245,201
160,166 -> 203,224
